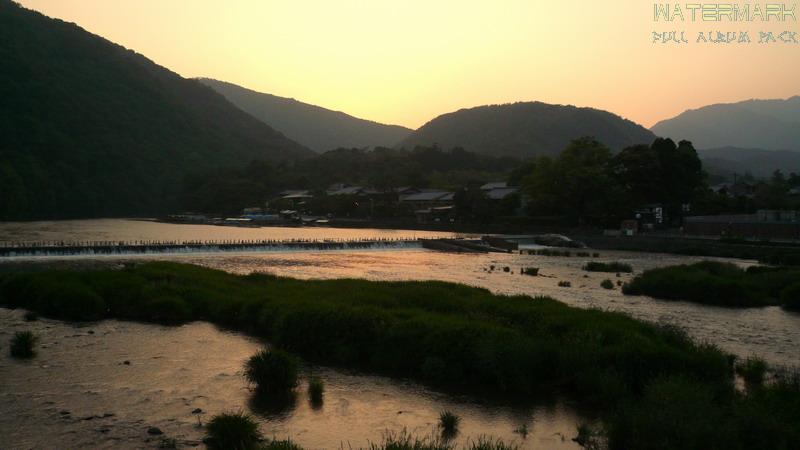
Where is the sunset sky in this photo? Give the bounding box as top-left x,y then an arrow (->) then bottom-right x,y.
17,0 -> 800,129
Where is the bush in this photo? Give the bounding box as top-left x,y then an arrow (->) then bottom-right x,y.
736,356 -> 767,386
781,282 -> 800,311
607,376 -> 729,450
205,412 -> 262,450
439,410 -> 460,437
10,331 -> 37,358
573,424 -> 603,450
520,267 -> 539,276
600,279 -> 614,290
35,279 -> 106,321
307,376 -> 324,405
147,296 -> 192,324
583,261 -> 633,273
558,281 -> 572,288
245,349 -> 299,393
23,310 -> 38,321
622,261 -> 796,307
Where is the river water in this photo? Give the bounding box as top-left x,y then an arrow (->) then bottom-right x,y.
1,219 -> 799,449
0,309 -> 583,450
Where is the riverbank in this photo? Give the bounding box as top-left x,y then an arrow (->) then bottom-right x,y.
2,262 -> 799,449
574,234 -> 800,264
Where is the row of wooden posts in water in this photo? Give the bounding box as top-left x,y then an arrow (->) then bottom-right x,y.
0,237 -> 459,257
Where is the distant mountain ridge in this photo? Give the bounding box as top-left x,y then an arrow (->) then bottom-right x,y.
0,0 -> 311,220
198,79 -> 413,152
651,96 -> 800,151
697,147 -> 800,178
397,102 -> 657,158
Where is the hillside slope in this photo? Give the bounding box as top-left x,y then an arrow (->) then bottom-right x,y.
198,78 -> 412,152
0,1 -> 311,220
651,97 -> 800,151
697,147 -> 800,179
397,102 -> 656,158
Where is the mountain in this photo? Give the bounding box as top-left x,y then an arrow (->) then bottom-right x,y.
397,102 -> 657,158
651,97 -> 800,151
697,147 -> 800,179
198,78 -> 413,152
0,1 -> 312,220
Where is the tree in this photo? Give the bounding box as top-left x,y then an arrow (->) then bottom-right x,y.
612,138 -> 706,222
522,137 -> 624,225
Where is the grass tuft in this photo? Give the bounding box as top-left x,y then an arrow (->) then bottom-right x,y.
466,436 -> 518,450
245,349 -> 299,394
736,356 -> 768,386
600,279 -> 614,290
780,282 -> 800,311
261,439 -> 303,450
439,410 -> 460,437
307,376 -> 324,405
573,424 -> 603,450
10,331 -> 37,358
369,430 -> 451,450
205,412 -> 262,450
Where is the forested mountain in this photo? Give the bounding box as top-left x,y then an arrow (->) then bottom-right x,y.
198,78 -> 413,152
651,97 -> 800,151
697,147 -> 800,179
397,102 -> 656,158
0,1 -> 312,220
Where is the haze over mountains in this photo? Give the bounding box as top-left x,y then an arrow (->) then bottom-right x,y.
198,79 -> 412,152
651,97 -> 800,151
697,147 -> 800,179
397,103 -> 657,158
0,0 -> 311,220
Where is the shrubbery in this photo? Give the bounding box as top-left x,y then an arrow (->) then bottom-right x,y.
10,331 -> 37,358
307,376 -> 324,405
583,262 -> 633,273
245,349 -> 299,394
205,412 -> 262,450
623,261 -> 800,308
781,283 -> 800,311
1,262 -> 798,448
439,410 -> 460,437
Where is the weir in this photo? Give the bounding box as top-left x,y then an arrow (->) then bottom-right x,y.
0,237 -> 448,257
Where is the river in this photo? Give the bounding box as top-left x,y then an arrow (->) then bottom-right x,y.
1,219 -> 799,449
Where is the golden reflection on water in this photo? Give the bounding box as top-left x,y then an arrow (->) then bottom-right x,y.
0,309 -> 583,449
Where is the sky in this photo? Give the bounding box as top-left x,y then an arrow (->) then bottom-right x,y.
17,0 -> 800,129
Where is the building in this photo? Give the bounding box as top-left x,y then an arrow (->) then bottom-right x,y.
278,190 -> 313,201
711,181 -> 757,198
480,182 -> 518,199
634,204 -> 665,229
400,190 -> 455,210
415,205 -> 455,224
684,210 -> 800,240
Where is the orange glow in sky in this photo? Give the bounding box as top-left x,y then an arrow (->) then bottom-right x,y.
16,0 -> 800,129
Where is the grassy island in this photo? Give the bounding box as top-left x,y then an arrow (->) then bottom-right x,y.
1,262 -> 799,449
623,261 -> 800,310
